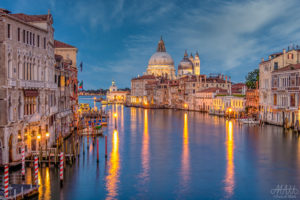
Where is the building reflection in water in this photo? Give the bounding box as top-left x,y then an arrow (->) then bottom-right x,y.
38,167 -> 51,200
140,109 -> 150,182
106,129 -> 120,200
224,120 -> 235,198
181,113 -> 190,188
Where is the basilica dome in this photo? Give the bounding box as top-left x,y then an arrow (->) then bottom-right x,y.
148,52 -> 174,66
146,37 -> 176,79
148,38 -> 174,66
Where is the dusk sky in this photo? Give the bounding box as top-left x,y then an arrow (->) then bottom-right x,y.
2,0 -> 300,89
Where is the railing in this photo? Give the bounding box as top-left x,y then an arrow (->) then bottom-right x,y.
19,80 -> 44,88
45,82 -> 57,89
7,79 -> 16,87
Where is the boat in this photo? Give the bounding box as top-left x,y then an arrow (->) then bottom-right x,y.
101,100 -> 108,105
95,97 -> 103,102
79,103 -> 90,113
239,118 -> 259,124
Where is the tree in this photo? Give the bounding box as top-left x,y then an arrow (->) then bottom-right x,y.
245,69 -> 259,89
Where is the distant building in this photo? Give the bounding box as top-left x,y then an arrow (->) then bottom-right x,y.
106,81 -> 129,104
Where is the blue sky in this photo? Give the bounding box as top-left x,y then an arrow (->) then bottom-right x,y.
2,0 -> 300,89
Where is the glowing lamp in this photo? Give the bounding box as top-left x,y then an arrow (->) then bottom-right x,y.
113,113 -> 118,118
46,132 -> 49,137
37,135 -> 41,140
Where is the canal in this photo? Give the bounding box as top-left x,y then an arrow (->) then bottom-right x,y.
9,96 -> 300,199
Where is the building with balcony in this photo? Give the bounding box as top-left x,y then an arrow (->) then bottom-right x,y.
259,46 -> 300,126
0,8 -> 56,165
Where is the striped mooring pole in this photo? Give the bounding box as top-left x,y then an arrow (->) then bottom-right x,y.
4,164 -> 9,198
60,152 -> 64,186
22,146 -> 25,179
34,156 -> 38,185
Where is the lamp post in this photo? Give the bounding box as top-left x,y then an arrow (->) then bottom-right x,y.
46,132 -> 49,159
37,134 -> 41,163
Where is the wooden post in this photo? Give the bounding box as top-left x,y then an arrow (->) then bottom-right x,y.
105,135 -> 107,158
97,137 -> 99,163
60,152 -> 64,187
4,164 -> 9,199
22,146 -> 25,179
34,156 -> 38,185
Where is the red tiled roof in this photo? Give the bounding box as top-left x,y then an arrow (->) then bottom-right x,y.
198,87 -> 227,93
10,13 -> 49,22
132,75 -> 156,80
272,63 -> 300,73
54,40 -> 76,48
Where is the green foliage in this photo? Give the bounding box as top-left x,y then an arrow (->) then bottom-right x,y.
245,69 -> 259,89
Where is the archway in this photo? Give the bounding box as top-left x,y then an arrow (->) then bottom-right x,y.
9,134 -> 13,163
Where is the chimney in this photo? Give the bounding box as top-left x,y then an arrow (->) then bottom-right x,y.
283,48 -> 286,54
269,55 -> 271,60
204,75 -> 207,83
261,58 -> 264,62
225,76 -> 227,83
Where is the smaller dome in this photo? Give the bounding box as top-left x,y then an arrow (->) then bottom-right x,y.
178,51 -> 194,70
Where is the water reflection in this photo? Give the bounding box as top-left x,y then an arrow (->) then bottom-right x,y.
140,109 -> 150,182
106,129 -> 120,199
224,120 -> 235,198
38,167 -> 51,200
181,113 -> 190,188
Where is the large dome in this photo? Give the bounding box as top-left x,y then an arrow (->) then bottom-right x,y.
148,52 -> 174,66
178,51 -> 193,70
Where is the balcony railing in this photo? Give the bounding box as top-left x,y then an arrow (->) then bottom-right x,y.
19,80 -> 45,89
7,79 -> 16,87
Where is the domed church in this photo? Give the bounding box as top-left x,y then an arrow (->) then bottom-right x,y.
146,37 -> 176,79
178,50 -> 200,77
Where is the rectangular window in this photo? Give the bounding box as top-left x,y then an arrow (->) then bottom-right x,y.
37,35 -> 40,47
26,31 -> 29,44
273,94 -> 277,105
30,32 -> 32,45
291,93 -> 295,107
33,34 -> 35,46
7,24 -> 11,38
274,62 -> 278,70
44,37 -> 46,49
23,30 -> 25,43
17,28 -> 20,41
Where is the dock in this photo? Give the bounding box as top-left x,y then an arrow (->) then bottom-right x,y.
0,184 -> 39,200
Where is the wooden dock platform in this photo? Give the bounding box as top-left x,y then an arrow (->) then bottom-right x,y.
0,184 -> 38,200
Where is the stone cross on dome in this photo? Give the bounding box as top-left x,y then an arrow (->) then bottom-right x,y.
157,36 -> 166,52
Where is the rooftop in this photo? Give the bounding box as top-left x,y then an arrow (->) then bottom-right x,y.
54,40 -> 76,49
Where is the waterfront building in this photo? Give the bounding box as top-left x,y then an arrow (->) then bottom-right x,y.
106,81 -> 130,104
130,75 -> 156,105
211,95 -> 246,117
259,47 -> 300,126
245,83 -> 259,117
269,64 -> 300,127
0,9 -> 56,164
195,88 -> 228,112
145,37 -> 176,79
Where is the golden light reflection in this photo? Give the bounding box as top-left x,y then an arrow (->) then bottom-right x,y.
106,129 -> 120,200
130,108 -> 137,135
181,113 -> 190,186
224,120 -> 235,198
140,109 -> 149,181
